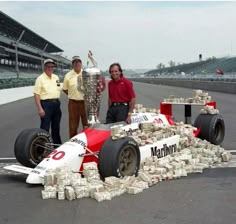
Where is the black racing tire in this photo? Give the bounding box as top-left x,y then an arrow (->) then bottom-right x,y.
194,113 -> 225,145
14,129 -> 32,166
98,137 -> 140,178
14,128 -> 53,168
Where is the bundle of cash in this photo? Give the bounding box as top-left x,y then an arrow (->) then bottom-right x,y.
221,151 -> 232,162
83,162 -> 98,170
41,190 -> 57,199
200,105 -> 219,114
58,191 -> 65,200
74,186 -> 90,199
92,191 -> 112,202
43,169 -> 57,186
65,186 -> 76,201
126,186 -> 143,194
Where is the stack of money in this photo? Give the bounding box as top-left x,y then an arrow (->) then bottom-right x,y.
126,186 -> 143,194
58,191 -> 65,200
221,151 -> 232,162
56,166 -> 72,186
83,162 -> 100,183
43,169 -> 57,186
71,176 -> 87,187
92,191 -> 112,202
120,176 -> 136,188
65,186 -> 76,201
110,124 -> 127,140
137,171 -> 153,186
162,89 -> 213,104
193,89 -> 203,97
41,190 -> 57,199
83,162 -> 97,170
41,185 -> 57,199
139,122 -> 154,132
134,104 -> 143,113
74,186 -> 90,199
102,176 -> 127,199
200,105 -> 219,114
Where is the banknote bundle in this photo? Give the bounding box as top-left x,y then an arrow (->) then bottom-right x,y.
41,190 -> 57,199
43,169 -> 57,186
221,151 -> 232,162
83,161 -> 100,183
110,124 -> 127,140
200,105 -> 219,114
65,186 -> 76,201
163,89 -> 212,104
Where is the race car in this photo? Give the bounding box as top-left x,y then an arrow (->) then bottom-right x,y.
4,103 -> 225,185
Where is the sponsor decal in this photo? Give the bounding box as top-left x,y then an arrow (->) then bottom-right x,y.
37,132 -> 51,138
69,138 -> 86,147
31,170 -> 40,174
151,143 -> 177,158
35,166 -> 46,171
131,115 -> 149,123
154,118 -> 164,124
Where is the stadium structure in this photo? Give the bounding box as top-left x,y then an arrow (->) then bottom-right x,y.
0,11 -> 71,79
144,56 -> 236,78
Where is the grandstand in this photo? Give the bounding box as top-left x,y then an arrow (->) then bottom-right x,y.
145,56 -> 236,78
0,11 -> 71,80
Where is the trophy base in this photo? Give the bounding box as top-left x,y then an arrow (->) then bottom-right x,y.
88,115 -> 100,125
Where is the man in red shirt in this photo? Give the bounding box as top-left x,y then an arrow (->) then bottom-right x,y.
106,63 -> 136,124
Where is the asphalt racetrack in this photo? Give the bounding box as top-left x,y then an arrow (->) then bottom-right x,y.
0,82 -> 236,224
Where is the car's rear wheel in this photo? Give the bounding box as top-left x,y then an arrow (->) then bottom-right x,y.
98,137 -> 140,178
14,128 -> 53,168
194,114 -> 225,145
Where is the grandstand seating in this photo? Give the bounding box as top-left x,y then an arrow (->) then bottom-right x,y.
0,10 -> 71,80
145,56 -> 236,79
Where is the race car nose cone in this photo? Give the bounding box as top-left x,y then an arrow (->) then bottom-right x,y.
26,172 -> 43,184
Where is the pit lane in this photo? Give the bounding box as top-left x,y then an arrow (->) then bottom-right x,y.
0,82 -> 236,224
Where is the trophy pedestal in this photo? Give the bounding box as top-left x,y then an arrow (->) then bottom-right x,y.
88,115 -> 100,124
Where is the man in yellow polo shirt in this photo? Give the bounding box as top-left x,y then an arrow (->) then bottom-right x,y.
63,56 -> 88,138
33,59 -> 62,145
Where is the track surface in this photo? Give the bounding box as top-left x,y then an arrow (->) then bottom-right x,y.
0,82 -> 235,224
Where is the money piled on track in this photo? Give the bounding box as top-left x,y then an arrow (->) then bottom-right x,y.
41,119 -> 232,202
40,90 -> 230,201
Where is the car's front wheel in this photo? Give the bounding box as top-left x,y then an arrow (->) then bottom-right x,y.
98,137 -> 140,178
14,128 -> 53,168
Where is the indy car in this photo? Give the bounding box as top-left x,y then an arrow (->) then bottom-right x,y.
4,101 -> 225,184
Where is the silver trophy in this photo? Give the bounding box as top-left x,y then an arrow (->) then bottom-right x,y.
79,67 -> 103,125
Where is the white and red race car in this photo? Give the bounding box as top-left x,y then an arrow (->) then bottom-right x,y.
4,102 -> 225,185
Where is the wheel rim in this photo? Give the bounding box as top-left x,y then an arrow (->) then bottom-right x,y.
118,145 -> 138,176
29,136 -> 52,163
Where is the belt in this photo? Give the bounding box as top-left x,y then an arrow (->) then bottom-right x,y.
41,99 -> 59,102
69,99 -> 84,102
112,102 -> 128,106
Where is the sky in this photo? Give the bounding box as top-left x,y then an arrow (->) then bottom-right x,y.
1,1 -> 236,70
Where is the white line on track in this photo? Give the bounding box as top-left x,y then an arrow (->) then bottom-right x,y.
0,158 -> 16,160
